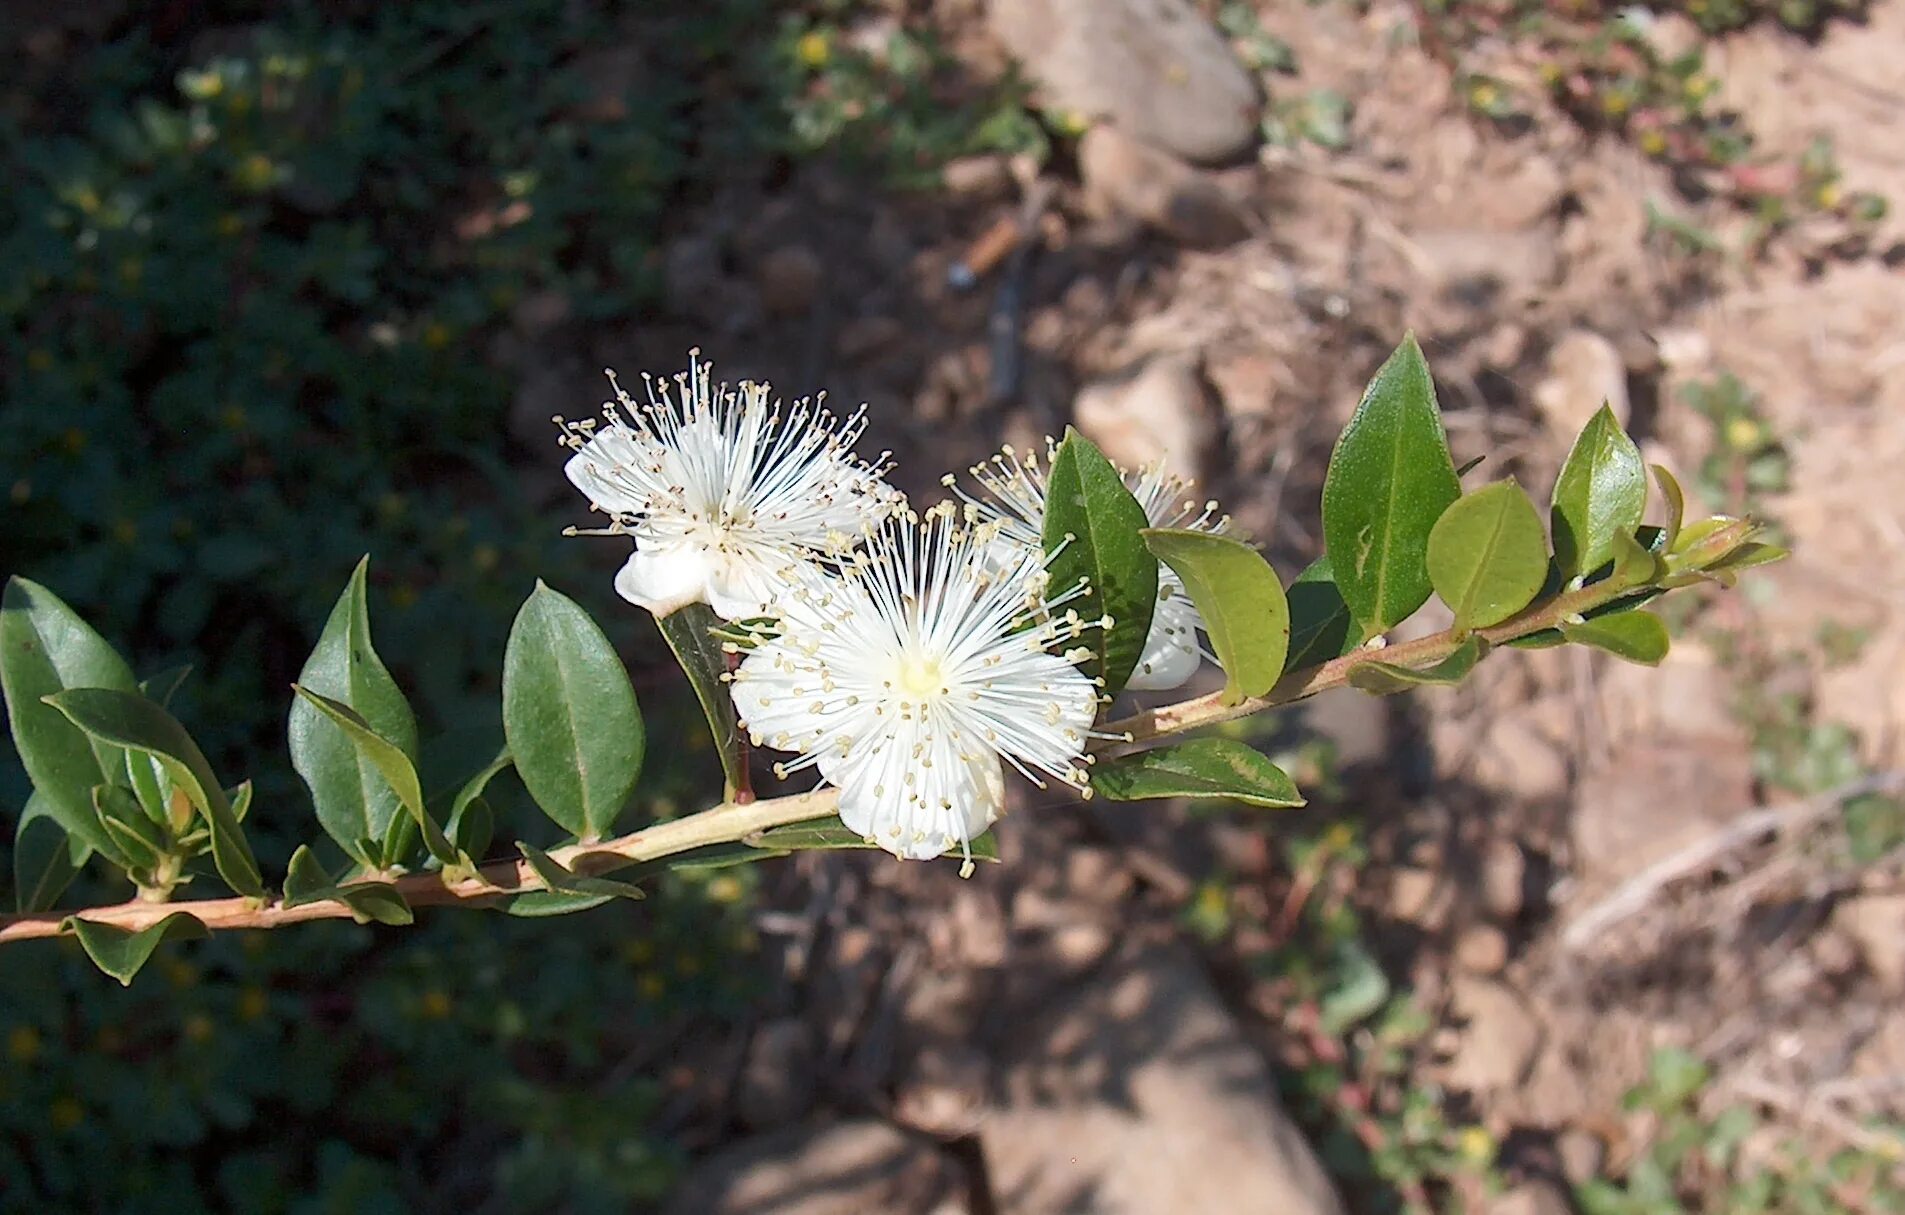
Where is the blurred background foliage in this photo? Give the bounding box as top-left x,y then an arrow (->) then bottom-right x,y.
0,0 -> 1042,1208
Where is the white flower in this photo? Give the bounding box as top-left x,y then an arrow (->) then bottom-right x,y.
557,352 -> 904,620
728,504 -> 1102,863
950,442 -> 1230,690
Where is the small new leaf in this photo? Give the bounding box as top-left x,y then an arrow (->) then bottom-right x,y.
1141,529 -> 1289,705
1042,429 -> 1159,694
1092,739 -> 1305,808
280,845 -> 413,925
43,689 -> 262,897
1321,335 -> 1462,641
1347,636 -> 1487,695
63,912 -> 208,986
1652,465 -> 1686,549
503,583 -> 644,842
1552,403 -> 1646,581
516,841 -> 646,901
1425,479 -> 1549,630
1561,610 -> 1670,665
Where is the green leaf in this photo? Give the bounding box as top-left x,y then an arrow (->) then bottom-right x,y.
291,686 -> 460,869
1704,541 -> 1787,575
43,689 -> 263,897
748,818 -> 1002,862
288,558 -> 421,869
1142,529 -> 1288,706
443,750 -> 508,862
93,785 -> 165,872
1283,556 -> 1357,672
1551,403 -> 1646,581
124,749 -> 173,832
1347,636 -> 1486,694
1425,480 -> 1549,630
655,603 -> 743,799
516,841 -> 645,901
1561,610 -> 1670,665
1091,739 -> 1306,808
1318,940 -> 1390,1034
1652,465 -> 1686,549
507,889 -> 616,918
1321,336 -> 1462,641
14,793 -> 90,913
280,845 -> 413,926
63,912 -> 208,986
503,583 -> 644,842
1042,429 -> 1159,694
0,577 -> 139,855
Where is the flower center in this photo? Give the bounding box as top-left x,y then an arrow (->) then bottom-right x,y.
893,654 -> 946,700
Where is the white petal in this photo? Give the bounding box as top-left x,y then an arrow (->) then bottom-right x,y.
612,542 -> 713,617
705,553 -> 818,623
565,427 -> 658,515
1124,581 -> 1202,690
836,736 -> 1003,861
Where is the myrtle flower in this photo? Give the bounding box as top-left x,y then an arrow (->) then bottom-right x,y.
728,503 -> 1102,863
950,442 -> 1231,691
557,353 -> 904,620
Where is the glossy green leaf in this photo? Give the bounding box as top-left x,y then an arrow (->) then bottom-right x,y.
517,841 -> 645,901
1425,480 -> 1549,630
93,785 -> 165,872
1283,556 -> 1358,672
1652,465 -> 1686,549
124,749 -> 173,832
280,845 -> 413,925
1551,403 -> 1646,581
63,911 -> 208,986
1091,739 -> 1305,808
656,603 -> 743,799
288,558 -> 420,869
0,577 -> 139,855
444,751 -> 509,862
507,889 -> 616,918
503,583 -> 644,842
14,793 -> 90,913
1042,429 -> 1159,694
291,686 -> 459,869
44,689 -> 262,897
1347,636 -> 1486,694
1605,528 -> 1666,592
1561,610 -> 1670,665
1321,336 -> 1462,641
1142,529 -> 1288,706
749,818 -> 1002,862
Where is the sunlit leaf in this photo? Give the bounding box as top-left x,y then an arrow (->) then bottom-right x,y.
44,689 -> 262,897
503,583 -> 644,841
288,558 -> 420,869
1551,403 -> 1646,581
0,577 -> 139,856
1425,479 -> 1549,630
1561,610 -> 1670,665
1043,429 -> 1159,694
1141,529 -> 1288,706
1321,336 -> 1462,641
1092,739 -> 1305,808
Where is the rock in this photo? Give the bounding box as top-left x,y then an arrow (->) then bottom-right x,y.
1488,1180 -> 1573,1215
664,1120 -> 964,1215
1455,923 -> 1511,974
1444,977 -> 1541,1092
835,314 -> 906,362
983,944 -> 1346,1215
1411,229 -> 1559,304
1535,330 -> 1629,441
1073,352 -> 1220,481
1078,125 -> 1250,248
1831,894 -> 1905,990
1389,867 -> 1451,931
737,1019 -> 819,1130
1571,738 -> 1755,879
940,153 -> 1015,198
757,245 -> 824,315
1303,688 -> 1389,768
1480,838 -> 1530,920
1206,348 -> 1280,422
1557,1128 -> 1607,1184
989,0 -> 1260,163
1472,717 -> 1570,805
